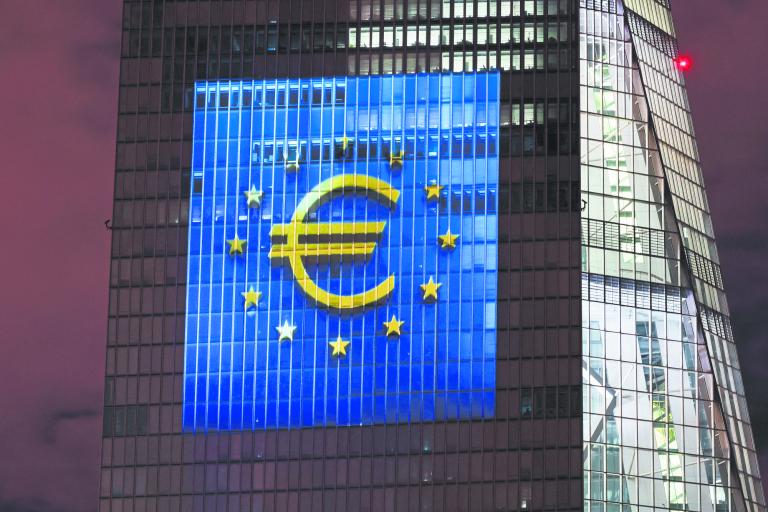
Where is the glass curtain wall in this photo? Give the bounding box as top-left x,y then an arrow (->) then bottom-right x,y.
622,2 -> 765,509
578,1 -> 753,510
103,1 -> 583,510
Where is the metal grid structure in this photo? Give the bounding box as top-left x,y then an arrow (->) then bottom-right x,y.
579,0 -> 765,510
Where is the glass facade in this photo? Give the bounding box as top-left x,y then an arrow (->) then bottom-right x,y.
100,0 -> 765,510
580,1 -> 764,511
104,1 -> 582,510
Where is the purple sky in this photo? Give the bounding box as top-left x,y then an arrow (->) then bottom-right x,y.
0,1 -> 766,510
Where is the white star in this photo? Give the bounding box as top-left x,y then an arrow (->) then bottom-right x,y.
276,320 -> 297,343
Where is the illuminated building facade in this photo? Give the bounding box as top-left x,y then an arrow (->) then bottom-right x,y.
101,0 -> 763,510
579,1 -> 764,511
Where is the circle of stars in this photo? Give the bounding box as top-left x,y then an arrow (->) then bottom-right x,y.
226,172 -> 461,358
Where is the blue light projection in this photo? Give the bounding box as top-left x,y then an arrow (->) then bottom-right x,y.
184,72 -> 500,430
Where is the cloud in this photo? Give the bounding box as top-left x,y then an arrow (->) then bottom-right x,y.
0,1 -> 119,510
40,408 -> 100,446
0,497 -> 81,512
0,498 -> 50,512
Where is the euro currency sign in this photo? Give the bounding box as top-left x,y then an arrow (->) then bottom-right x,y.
269,175 -> 400,311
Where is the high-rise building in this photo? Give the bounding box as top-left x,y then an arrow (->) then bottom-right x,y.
101,1 -> 763,510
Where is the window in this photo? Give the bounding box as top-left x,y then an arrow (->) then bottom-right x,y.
524,0 -> 545,16
383,27 -> 394,48
511,103 -> 521,125
521,389 -> 533,417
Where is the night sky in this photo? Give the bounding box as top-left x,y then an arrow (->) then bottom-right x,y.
0,1 -> 766,510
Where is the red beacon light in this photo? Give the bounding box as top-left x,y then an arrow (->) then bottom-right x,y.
674,54 -> 693,72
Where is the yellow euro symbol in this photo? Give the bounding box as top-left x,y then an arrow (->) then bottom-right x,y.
269,175 -> 400,312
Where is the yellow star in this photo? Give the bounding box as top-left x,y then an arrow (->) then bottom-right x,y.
424,183 -> 444,201
241,287 -> 262,310
329,336 -> 350,357
243,186 -> 263,208
420,276 -> 442,302
438,229 -> 459,250
276,320 -> 297,342
383,315 -> 405,337
227,234 -> 246,256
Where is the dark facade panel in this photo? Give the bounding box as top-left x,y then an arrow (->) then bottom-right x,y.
103,1 -> 582,511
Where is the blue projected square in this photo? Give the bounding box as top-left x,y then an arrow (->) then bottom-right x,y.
184,72 -> 499,430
